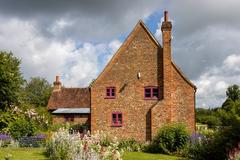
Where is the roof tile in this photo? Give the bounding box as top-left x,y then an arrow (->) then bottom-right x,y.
47,88 -> 90,110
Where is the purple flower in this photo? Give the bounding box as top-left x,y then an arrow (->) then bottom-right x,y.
189,133 -> 205,144
0,134 -> 11,141
19,134 -> 46,147
35,134 -> 46,140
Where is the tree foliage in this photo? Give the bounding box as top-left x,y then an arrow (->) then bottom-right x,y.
192,84 -> 240,159
196,108 -> 221,128
189,116 -> 240,160
22,77 -> 52,107
0,51 -> 24,110
226,84 -> 240,102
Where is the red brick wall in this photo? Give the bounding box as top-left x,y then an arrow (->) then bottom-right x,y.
91,22 -> 162,141
171,65 -> 196,132
52,114 -> 90,125
151,65 -> 196,138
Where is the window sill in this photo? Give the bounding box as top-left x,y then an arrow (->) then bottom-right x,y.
111,124 -> 122,127
105,97 -> 116,99
144,98 -> 159,100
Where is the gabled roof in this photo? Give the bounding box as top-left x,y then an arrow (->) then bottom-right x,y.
92,20 -> 162,86
47,88 -> 90,110
92,20 -> 196,90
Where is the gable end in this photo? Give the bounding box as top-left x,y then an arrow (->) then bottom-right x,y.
92,20 -> 162,86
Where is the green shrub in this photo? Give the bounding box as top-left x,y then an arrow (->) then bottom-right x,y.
187,118 -> 240,160
118,139 -> 145,152
146,123 -> 189,154
49,123 -> 71,132
8,117 -> 37,139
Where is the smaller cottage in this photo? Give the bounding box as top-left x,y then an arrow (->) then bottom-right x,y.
47,76 -> 90,126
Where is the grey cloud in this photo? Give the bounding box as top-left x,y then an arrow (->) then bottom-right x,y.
159,0 -> 240,81
0,0 -> 164,42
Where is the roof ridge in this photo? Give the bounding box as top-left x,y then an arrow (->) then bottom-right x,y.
138,20 -> 162,47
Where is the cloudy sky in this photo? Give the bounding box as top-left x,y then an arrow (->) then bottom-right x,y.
0,0 -> 240,108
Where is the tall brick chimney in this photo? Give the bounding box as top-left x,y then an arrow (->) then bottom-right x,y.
53,75 -> 61,91
161,11 -> 173,122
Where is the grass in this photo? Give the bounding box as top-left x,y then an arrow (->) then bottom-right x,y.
0,148 -> 187,160
123,152 -> 187,160
0,148 -> 48,160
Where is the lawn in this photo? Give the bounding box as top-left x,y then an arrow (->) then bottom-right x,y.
0,148 -> 48,160
123,152 -> 187,160
0,148 -> 186,160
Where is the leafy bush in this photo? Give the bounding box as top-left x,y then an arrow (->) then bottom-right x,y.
118,139 -> 145,152
146,123 -> 189,154
187,118 -> 240,160
8,117 -> 37,139
34,106 -> 52,131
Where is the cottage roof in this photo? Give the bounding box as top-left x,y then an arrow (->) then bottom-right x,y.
47,88 -> 90,110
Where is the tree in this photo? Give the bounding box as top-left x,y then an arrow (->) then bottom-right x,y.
196,108 -> 221,128
0,51 -> 24,110
23,77 -> 52,107
226,84 -> 240,101
222,98 -> 235,112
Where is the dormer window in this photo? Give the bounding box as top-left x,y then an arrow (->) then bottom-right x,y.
144,87 -> 159,99
106,87 -> 116,99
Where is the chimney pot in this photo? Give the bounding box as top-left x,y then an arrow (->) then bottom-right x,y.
56,76 -> 60,82
164,11 -> 168,22
53,75 -> 61,91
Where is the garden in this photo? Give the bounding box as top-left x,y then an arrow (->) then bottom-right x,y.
1,52 -> 240,160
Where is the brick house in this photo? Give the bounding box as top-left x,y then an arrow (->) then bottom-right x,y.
47,11 -> 196,141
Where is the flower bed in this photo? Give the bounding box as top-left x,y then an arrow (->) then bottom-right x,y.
0,133 -> 46,148
19,134 -> 46,147
0,134 -> 12,147
46,128 -> 123,160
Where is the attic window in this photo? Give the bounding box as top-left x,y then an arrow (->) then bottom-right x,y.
112,112 -> 122,127
144,87 -> 159,99
106,87 -> 116,99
